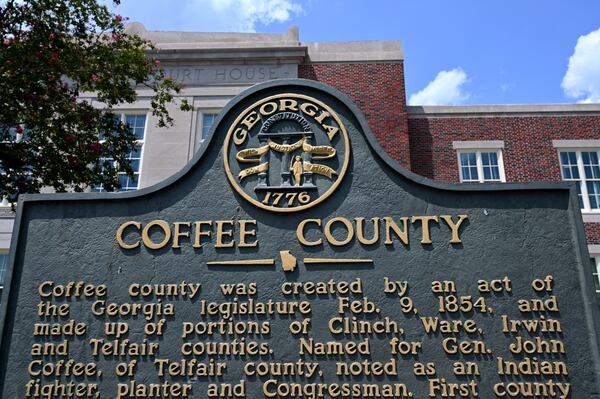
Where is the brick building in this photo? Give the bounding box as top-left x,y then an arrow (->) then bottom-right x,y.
1,25 -> 599,297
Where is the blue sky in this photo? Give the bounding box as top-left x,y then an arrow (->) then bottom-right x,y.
111,0 -> 600,105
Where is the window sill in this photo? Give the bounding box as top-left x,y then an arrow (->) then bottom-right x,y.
591,245 -> 600,255
582,213 -> 600,223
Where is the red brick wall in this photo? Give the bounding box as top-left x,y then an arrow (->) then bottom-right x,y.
299,63 -> 410,168
408,115 -> 600,182
298,65 -> 600,247
585,223 -> 600,245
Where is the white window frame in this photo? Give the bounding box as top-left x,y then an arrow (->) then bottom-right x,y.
195,109 -> 220,150
456,149 -> 506,183
590,254 -> 600,295
0,250 -> 8,288
553,141 -> 600,218
95,111 -> 148,192
0,125 -> 26,206
557,148 -> 600,213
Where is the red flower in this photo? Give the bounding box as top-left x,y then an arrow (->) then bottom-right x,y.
91,74 -> 100,82
3,39 -> 12,46
112,33 -> 120,41
15,125 -> 24,134
90,142 -> 101,153
49,33 -> 55,40
50,52 -> 59,63
114,14 -> 123,22
154,59 -> 160,67
68,156 -> 79,167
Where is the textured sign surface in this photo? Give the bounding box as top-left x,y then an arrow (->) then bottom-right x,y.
1,80 -> 600,399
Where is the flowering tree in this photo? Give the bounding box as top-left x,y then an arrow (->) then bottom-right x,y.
0,0 -> 190,201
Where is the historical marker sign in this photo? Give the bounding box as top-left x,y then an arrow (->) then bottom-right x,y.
1,79 -> 600,399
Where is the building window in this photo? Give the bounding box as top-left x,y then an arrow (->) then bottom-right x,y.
558,150 -> 600,211
590,256 -> 600,296
0,125 -> 28,206
196,112 -> 218,148
92,113 -> 147,192
0,253 -> 8,286
457,150 -> 505,183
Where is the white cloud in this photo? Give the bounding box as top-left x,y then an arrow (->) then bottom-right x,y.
562,28 -> 600,103
186,0 -> 303,32
110,0 -> 303,32
409,68 -> 470,106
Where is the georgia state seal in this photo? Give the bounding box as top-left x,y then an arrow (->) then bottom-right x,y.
223,93 -> 350,212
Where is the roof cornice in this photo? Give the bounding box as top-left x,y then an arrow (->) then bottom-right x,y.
407,104 -> 600,118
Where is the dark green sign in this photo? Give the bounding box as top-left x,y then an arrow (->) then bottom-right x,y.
1,80 -> 599,399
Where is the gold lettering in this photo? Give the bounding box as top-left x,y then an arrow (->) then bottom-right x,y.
233,127 -> 247,146
297,219 -> 322,246
355,217 -> 379,245
116,221 -> 141,249
411,216 -> 439,244
383,217 -> 409,245
259,102 -> 278,116
239,220 -> 258,248
278,99 -> 298,112
193,221 -> 212,248
215,220 -> 235,248
440,214 -> 468,243
240,111 -> 259,130
141,220 -> 171,250
324,217 -> 354,246
173,222 -> 191,249
323,124 -> 339,140
300,102 -> 318,117
314,110 -> 330,124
